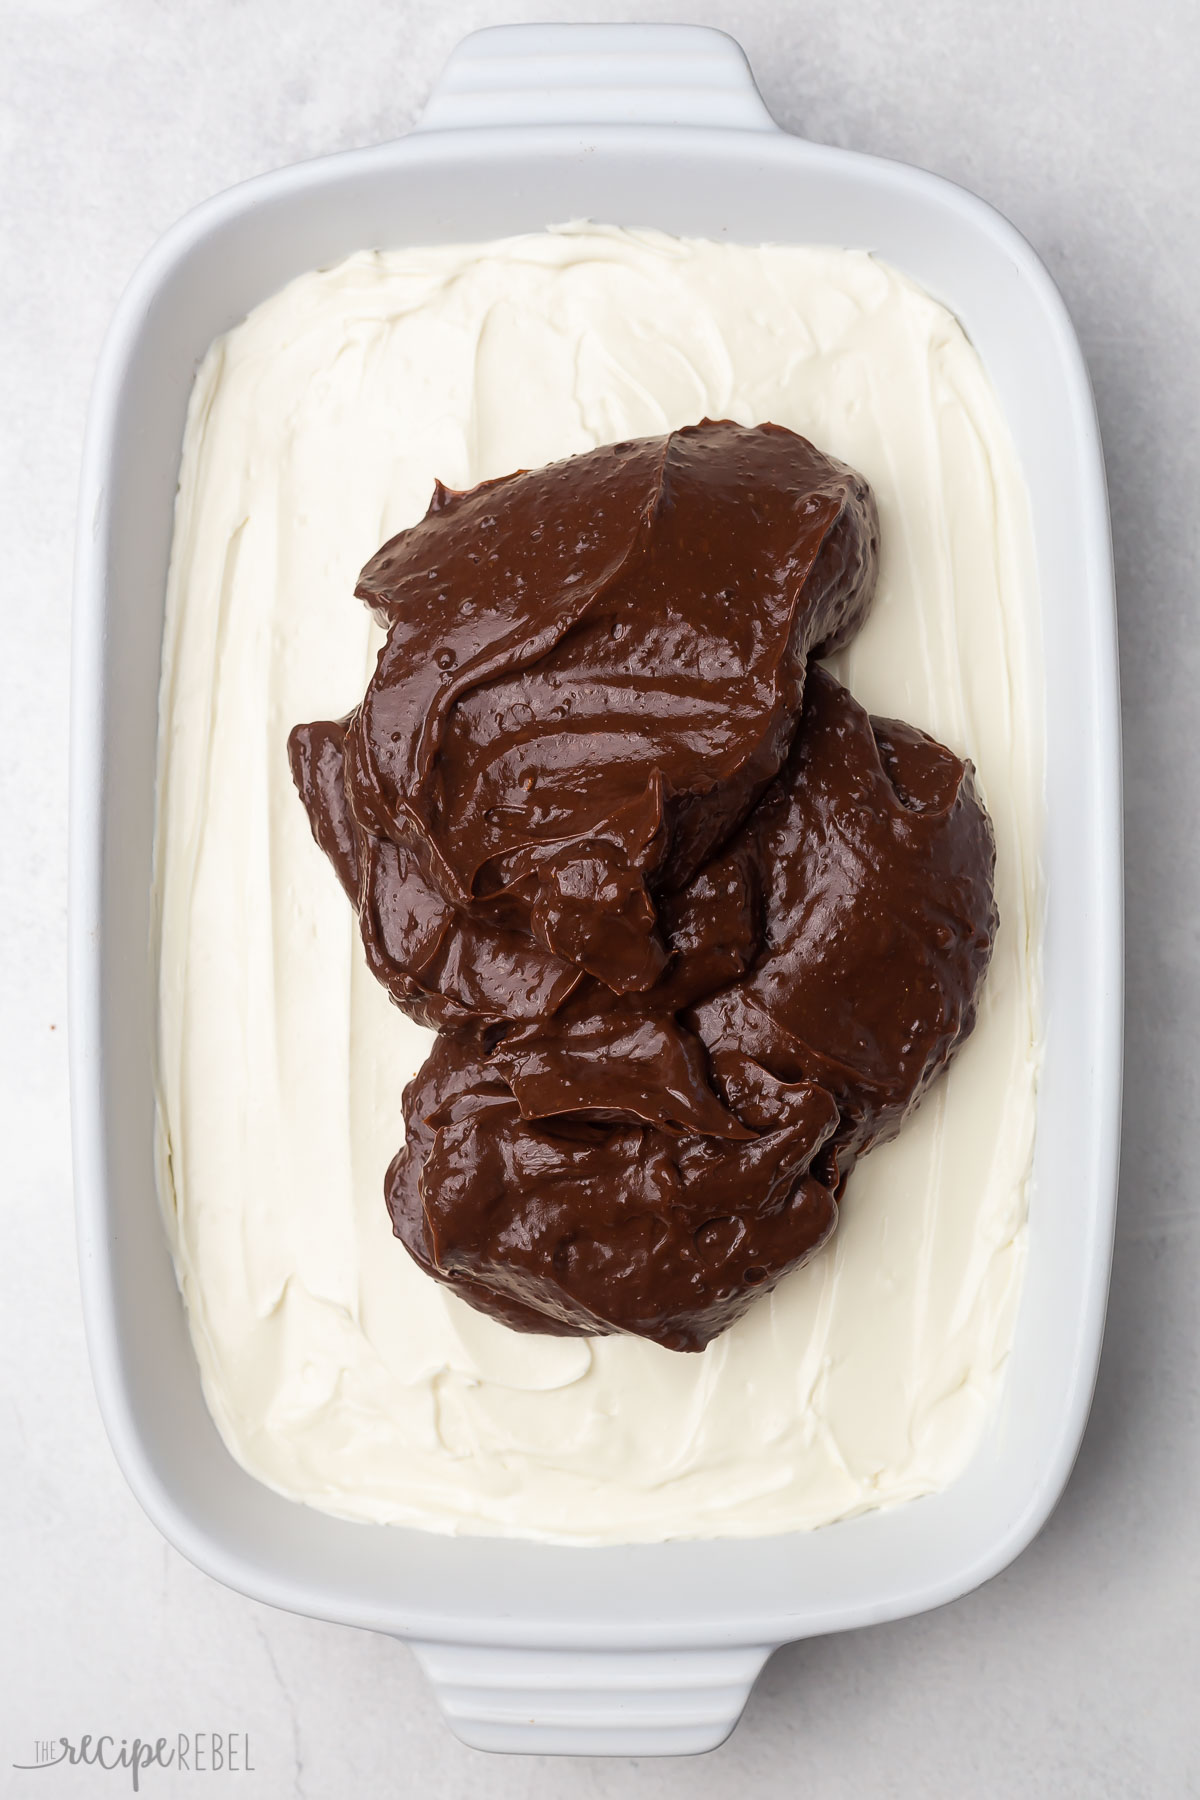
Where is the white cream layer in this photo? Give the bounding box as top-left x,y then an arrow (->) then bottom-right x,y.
154,224 -> 1042,1542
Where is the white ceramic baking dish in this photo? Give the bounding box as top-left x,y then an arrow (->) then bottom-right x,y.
70,22 -> 1121,1757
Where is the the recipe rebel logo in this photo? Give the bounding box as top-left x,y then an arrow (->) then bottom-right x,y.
12,1734 -> 255,1790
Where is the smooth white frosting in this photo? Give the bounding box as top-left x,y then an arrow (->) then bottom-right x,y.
153,224 -> 1043,1542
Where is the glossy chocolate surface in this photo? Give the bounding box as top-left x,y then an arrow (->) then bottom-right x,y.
289,421 -> 996,1351
345,419 -> 878,1013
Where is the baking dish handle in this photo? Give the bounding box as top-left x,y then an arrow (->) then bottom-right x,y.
408,1638 -> 775,1755
413,23 -> 778,135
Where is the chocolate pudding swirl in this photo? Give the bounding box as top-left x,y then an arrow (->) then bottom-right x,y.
290,421 -> 997,1352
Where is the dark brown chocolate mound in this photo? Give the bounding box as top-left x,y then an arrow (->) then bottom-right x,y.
339,419 -> 878,1003
384,1030 -> 841,1350
289,718 -> 581,1032
691,665 -> 999,1171
289,420 -> 996,1352
380,669 -> 995,1351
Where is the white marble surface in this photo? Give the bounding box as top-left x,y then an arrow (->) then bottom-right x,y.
2,1 -> 1197,1793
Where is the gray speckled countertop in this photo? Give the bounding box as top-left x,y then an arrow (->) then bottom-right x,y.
2,2 -> 1197,1793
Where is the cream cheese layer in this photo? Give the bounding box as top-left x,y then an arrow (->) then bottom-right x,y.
154,224 -> 1042,1541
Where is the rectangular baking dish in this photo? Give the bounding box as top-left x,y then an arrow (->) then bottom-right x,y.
70,22 -> 1121,1757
